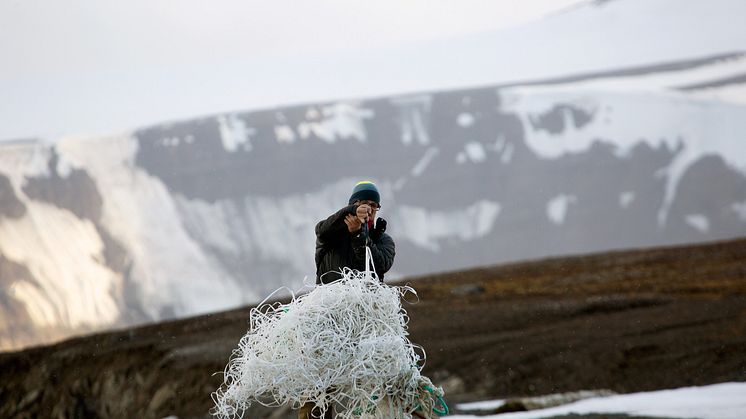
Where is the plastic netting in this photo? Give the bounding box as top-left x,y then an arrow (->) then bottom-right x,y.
212,261 -> 444,418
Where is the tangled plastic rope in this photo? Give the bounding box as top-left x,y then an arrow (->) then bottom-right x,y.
212,249 -> 446,418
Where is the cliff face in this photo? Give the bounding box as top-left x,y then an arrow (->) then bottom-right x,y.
1,238 -> 744,419
2,50 -> 746,350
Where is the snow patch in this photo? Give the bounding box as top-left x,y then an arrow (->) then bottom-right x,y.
218,114 -> 254,152
160,136 -> 181,147
391,95 -> 432,146
411,147 -> 439,177
394,200 -> 501,252
305,107 -> 320,119
446,382 -> 746,419
457,390 -> 614,414
619,191 -> 635,209
547,194 -> 577,225
456,399 -> 506,411
55,153 -> 74,177
685,213 -> 710,233
297,102 -> 374,144
274,125 -> 296,143
0,202 -> 121,328
458,112 -> 475,127
501,143 -> 514,164
0,141 -> 52,187
464,142 -> 486,163
732,201 -> 746,222
172,198 -> 244,256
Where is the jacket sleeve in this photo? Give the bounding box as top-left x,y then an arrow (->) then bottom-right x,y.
315,204 -> 357,244
371,233 -> 395,275
351,231 -> 395,278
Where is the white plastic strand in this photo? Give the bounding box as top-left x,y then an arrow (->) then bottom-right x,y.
212,263 -> 443,419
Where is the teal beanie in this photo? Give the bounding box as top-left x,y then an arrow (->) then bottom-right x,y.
348,181 -> 380,206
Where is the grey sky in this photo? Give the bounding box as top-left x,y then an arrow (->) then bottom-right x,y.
0,0 -> 584,141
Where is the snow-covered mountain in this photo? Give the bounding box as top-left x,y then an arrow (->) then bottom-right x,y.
1,0 -> 746,350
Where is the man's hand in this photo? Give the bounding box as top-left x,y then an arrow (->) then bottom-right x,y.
344,214 -> 363,233
356,204 -> 372,223
345,204 -> 372,233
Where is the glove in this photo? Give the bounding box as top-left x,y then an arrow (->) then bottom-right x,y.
370,218 -> 387,240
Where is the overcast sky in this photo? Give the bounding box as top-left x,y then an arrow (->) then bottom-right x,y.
0,0 -> 588,141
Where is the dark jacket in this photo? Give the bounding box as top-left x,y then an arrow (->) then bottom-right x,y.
315,204 -> 395,284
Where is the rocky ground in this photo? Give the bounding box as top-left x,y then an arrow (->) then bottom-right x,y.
1,238 -> 745,419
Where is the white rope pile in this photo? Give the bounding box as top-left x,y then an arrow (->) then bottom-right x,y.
212,263 -> 443,419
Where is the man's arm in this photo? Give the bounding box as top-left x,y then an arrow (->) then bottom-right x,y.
315,204 -> 357,243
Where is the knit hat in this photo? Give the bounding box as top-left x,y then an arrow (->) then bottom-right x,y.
348,181 -> 381,206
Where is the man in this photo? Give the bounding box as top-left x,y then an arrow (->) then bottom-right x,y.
299,181 -> 395,419
315,181 -> 395,284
